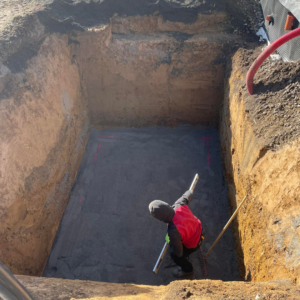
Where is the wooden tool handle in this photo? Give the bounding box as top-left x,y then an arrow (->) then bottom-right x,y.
205,195 -> 247,258
189,174 -> 199,191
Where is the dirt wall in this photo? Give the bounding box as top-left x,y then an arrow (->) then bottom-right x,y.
0,34 -> 89,275
73,22 -> 227,128
220,50 -> 300,284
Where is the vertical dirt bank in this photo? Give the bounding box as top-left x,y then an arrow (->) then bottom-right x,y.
73,15 -> 229,128
220,49 -> 300,284
0,34 -> 89,275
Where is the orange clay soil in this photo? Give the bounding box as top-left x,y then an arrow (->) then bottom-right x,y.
0,34 -> 89,276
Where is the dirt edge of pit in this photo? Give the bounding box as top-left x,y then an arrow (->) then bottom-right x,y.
16,275 -> 300,300
220,48 -> 300,284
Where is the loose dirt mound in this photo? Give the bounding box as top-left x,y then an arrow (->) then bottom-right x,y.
162,280 -> 300,300
17,275 -> 300,300
225,0 -> 264,35
232,47 -> 300,150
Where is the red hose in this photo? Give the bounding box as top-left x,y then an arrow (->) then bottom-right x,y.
246,27 -> 300,95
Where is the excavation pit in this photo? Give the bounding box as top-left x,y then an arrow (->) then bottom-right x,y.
43,126 -> 239,284
1,0 -> 300,297
0,5 -> 233,279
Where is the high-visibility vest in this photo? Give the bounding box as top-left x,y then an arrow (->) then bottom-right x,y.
172,205 -> 202,248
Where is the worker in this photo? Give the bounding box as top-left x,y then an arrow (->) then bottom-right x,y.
149,190 -> 203,278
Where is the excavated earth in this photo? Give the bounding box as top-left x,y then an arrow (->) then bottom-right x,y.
238,48 -> 300,149
16,275 -> 300,300
221,47 -> 300,284
1,0 -> 300,299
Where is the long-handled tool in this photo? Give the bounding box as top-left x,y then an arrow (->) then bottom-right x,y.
205,195 -> 247,258
153,174 -> 199,274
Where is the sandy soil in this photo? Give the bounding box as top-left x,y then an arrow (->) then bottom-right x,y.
17,275 -> 300,300
0,34 -> 89,276
73,29 -> 228,128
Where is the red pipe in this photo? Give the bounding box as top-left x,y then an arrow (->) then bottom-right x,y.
246,27 -> 300,95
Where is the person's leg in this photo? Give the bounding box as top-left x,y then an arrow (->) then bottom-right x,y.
170,251 -> 193,272
182,244 -> 200,258
170,244 -> 201,278
171,244 -> 199,272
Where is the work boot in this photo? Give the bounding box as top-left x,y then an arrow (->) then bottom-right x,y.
172,267 -> 194,278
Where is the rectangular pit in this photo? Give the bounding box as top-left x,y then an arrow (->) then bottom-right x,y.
1,0 -> 300,295
0,7 -> 240,284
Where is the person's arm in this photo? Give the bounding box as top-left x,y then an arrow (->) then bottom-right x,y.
173,190 -> 193,208
168,225 -> 183,257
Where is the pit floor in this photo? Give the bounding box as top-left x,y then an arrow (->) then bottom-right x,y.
43,126 -> 239,284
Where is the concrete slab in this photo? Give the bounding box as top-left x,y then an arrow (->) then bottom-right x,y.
43,126 -> 239,284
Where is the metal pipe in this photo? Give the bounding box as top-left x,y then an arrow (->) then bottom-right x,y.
0,262 -> 34,300
152,242 -> 169,275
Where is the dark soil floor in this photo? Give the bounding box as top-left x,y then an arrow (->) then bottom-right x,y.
43,126 -> 239,284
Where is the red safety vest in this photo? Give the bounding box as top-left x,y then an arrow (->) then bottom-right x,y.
172,205 -> 202,248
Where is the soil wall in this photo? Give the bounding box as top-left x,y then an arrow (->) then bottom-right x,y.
220,51 -> 300,284
0,33 -> 89,275
73,15 -> 228,128
110,12 -> 228,35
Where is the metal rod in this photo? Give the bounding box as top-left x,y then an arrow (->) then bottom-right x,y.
205,195 -> 247,259
152,242 -> 169,274
0,262 -> 34,300
153,174 -> 199,274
